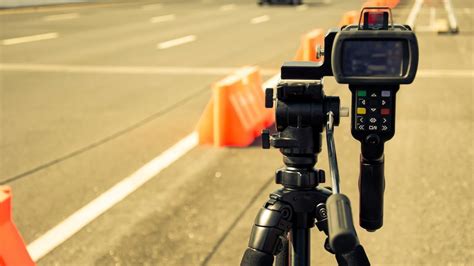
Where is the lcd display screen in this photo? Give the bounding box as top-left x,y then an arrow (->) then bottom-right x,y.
342,40 -> 405,77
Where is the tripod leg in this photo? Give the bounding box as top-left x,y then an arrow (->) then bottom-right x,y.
314,203 -> 370,266
335,245 -> 370,266
275,234 -> 289,266
241,199 -> 293,266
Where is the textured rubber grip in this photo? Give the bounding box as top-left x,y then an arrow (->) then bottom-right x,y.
241,248 -> 274,266
336,245 -> 371,266
359,159 -> 385,231
327,194 -> 358,254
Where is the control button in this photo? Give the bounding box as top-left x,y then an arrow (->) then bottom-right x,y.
382,90 -> 391,97
368,125 -> 378,131
369,118 -> 377,123
357,116 -> 365,123
369,98 -> 379,107
366,134 -> 380,144
381,125 -> 389,131
381,108 -> 390,115
370,108 -> 377,113
357,90 -> 367,97
382,117 -> 388,124
381,99 -> 388,106
357,107 -> 366,115
370,92 -> 378,97
358,124 -> 365,130
358,99 -> 366,106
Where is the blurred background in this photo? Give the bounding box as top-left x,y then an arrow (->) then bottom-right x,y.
0,0 -> 472,265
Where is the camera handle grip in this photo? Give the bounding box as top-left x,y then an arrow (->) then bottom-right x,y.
359,156 -> 385,232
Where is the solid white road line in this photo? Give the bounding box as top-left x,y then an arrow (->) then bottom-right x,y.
157,35 -> 196,49
442,0 -> 458,31
406,0 -> 424,29
0,63 -> 280,76
43,13 -> 79,21
0,3 -> 123,15
220,4 -> 236,11
150,14 -> 175,23
27,132 -> 199,261
429,7 -> 436,30
1,64 -> 472,78
251,15 -> 270,24
296,4 -> 309,11
416,69 -> 474,78
26,73 -> 281,262
1,32 -> 58,46
141,3 -> 163,10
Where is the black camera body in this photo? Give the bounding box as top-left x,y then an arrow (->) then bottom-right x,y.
332,25 -> 418,85
279,8 -> 418,232
333,11 -> 418,147
332,9 -> 418,85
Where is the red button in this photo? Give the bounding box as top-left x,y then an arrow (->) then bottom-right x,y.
381,108 -> 390,115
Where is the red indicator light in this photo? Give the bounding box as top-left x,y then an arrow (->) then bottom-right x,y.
367,12 -> 384,26
363,11 -> 389,30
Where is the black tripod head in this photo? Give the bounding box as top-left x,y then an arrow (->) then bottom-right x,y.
261,79 -> 341,192
263,81 -> 340,169
258,75 -> 365,260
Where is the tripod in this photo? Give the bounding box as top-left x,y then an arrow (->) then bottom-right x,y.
240,80 -> 370,266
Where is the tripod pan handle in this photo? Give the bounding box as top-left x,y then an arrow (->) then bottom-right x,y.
327,194 -> 358,254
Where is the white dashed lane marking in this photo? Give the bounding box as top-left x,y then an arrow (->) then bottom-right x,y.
141,3 -> 163,10
43,13 -> 79,21
157,35 -> 196,49
1,32 -> 59,45
150,14 -> 175,23
251,15 -> 270,24
220,4 -> 236,11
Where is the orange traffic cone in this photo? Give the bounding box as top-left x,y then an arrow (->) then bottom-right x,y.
196,100 -> 215,145
362,0 -> 399,8
363,0 -> 385,7
196,66 -> 273,147
339,10 -> 360,27
294,29 -> 324,62
386,0 -> 400,8
0,186 -> 35,266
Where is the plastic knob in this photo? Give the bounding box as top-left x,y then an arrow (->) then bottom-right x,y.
265,88 -> 274,108
262,130 -> 270,149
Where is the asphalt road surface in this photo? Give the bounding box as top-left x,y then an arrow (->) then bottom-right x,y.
0,0 -> 472,265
